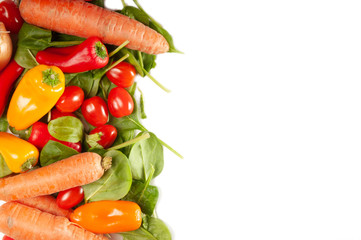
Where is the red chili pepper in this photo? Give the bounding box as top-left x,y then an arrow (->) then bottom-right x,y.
36,36 -> 109,73
0,60 -> 24,117
28,122 -> 82,152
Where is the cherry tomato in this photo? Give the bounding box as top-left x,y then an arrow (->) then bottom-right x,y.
70,200 -> 142,234
2,236 -> 14,240
56,86 -> 84,113
81,96 -> 108,127
90,125 -> 118,148
108,87 -> 134,118
0,0 -> 24,33
105,62 -> 136,88
57,186 -> 84,210
51,108 -> 77,120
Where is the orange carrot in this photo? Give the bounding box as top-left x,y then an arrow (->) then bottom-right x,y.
19,0 -> 169,55
0,202 -> 108,240
16,195 -> 71,218
0,152 -> 110,201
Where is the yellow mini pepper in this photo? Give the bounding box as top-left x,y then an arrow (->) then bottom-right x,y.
7,64 -> 65,130
0,132 -> 39,173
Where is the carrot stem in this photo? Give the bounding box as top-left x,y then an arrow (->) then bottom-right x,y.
104,54 -> 129,73
107,132 -> 150,151
142,68 -> 171,93
108,40 -> 129,58
48,40 -> 83,46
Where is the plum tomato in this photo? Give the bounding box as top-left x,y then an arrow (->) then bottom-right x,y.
108,87 -> 134,118
105,62 -> 136,88
56,186 -> 84,210
89,125 -> 118,149
0,0 -> 24,33
81,96 -> 108,127
51,108 -> 77,120
2,236 -> 14,240
56,86 -> 84,113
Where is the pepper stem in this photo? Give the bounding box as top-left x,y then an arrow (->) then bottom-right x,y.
95,42 -> 108,60
42,68 -> 60,87
21,157 -> 37,172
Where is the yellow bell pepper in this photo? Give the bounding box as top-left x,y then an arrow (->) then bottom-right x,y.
0,132 -> 39,173
7,65 -> 65,130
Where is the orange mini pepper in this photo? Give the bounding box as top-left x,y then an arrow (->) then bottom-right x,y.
0,132 -> 39,173
70,200 -> 142,234
7,64 -> 65,130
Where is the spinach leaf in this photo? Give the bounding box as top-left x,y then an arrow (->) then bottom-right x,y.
17,23 -> 52,50
0,117 -> 8,132
48,116 -> 84,143
141,52 -> 157,73
83,150 -> 132,202
0,154 -> 12,178
66,71 -> 95,97
119,130 -> 136,156
40,140 -> 78,167
120,48 -> 145,77
90,0 -> 104,8
120,6 -> 149,26
120,216 -> 172,240
139,90 -> 147,119
14,48 -> 39,69
123,180 -> 159,215
52,32 -> 85,42
128,132 -> 164,181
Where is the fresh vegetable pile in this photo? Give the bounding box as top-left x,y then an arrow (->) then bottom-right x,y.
0,0 -> 181,239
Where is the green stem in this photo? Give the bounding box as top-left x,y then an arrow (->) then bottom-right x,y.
104,54 -> 130,73
157,138 -> 184,159
109,40 -> 129,58
48,40 -> 83,46
108,132 -> 150,151
27,49 -> 38,65
142,68 -> 171,93
137,51 -> 144,69
121,0 -> 127,7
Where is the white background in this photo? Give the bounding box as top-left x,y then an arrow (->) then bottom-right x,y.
3,0 -> 361,239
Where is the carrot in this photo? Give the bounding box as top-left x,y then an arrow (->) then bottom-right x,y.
0,202 -> 108,240
19,0 -> 169,55
0,152 -> 111,201
16,195 -> 71,218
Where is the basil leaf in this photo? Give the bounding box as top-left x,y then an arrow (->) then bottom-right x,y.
40,140 -> 78,167
129,132 -> 164,181
123,180 -> 159,215
120,216 -> 172,240
48,116 -> 84,143
0,154 -> 12,178
0,117 -> 8,132
83,150 -> 132,202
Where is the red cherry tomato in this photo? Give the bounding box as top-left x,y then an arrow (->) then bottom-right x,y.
2,236 -> 14,240
108,87 -> 134,118
90,125 -> 118,148
0,0 -> 24,33
105,62 -> 136,88
51,108 -> 77,120
81,96 -> 108,127
56,186 -> 84,210
56,86 -> 84,113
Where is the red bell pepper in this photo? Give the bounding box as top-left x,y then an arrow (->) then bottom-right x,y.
0,60 -> 24,117
36,36 -> 109,73
28,122 -> 82,152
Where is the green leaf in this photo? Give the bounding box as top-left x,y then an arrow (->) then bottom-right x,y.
128,132 -> 164,181
120,216 -> 172,240
123,180 -> 159,215
90,0 -> 105,7
66,71 -> 95,97
40,140 -> 78,167
17,23 -> 52,50
0,154 -> 12,178
83,150 -> 132,202
52,32 -> 85,42
139,90 -> 147,119
48,116 -> 84,143
120,6 -> 150,26
14,47 -> 39,69
120,48 -> 144,77
0,117 -> 8,132
86,133 -> 103,149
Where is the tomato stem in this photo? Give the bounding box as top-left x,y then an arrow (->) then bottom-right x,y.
108,132 -> 150,150
142,68 -> 171,93
109,40 -> 129,58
